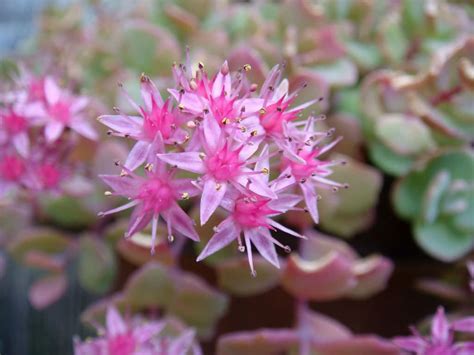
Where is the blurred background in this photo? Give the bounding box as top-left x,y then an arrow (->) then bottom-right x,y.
0,0 -> 473,354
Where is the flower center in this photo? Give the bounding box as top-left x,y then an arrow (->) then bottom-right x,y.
107,333 -> 136,355
28,78 -> 46,102
137,177 -> 174,213
284,150 -> 324,181
3,111 -> 27,134
142,102 -> 174,141
233,195 -> 275,228
0,155 -> 25,181
259,100 -> 294,135
205,144 -> 243,181
209,95 -> 236,125
49,101 -> 71,123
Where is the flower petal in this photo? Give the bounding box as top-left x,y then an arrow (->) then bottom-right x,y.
106,307 -> 127,337
157,152 -> 205,174
200,179 -> 227,225
300,181 -> 319,224
98,114 -> 142,135
197,218 -> 239,261
45,121 -> 64,143
246,228 -> 280,269
163,203 -> 199,241
124,141 -> 150,171
431,307 -> 449,343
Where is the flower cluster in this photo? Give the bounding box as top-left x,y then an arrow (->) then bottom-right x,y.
98,60 -> 344,275
74,306 -> 202,355
0,72 -> 97,198
393,307 -> 474,354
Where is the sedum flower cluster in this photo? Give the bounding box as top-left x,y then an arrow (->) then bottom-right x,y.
98,59 -> 345,275
0,71 -> 97,198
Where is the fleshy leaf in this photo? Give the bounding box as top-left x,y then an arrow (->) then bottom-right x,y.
124,262 -> 175,308
216,256 -> 281,296
348,256 -> 394,299
29,273 -> 67,310
78,236 -> 117,294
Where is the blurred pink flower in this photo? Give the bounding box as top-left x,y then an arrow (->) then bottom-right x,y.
393,307 -> 474,354
74,306 -> 202,355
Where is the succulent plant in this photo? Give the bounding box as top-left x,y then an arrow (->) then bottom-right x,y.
393,149 -> 474,261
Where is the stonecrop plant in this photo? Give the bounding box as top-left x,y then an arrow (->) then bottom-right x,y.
98,59 -> 345,275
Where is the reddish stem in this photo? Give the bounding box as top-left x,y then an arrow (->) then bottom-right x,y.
430,85 -> 462,106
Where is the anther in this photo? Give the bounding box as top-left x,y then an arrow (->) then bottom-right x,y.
104,191 -> 112,196
178,104 -> 185,111
259,108 -> 266,115
199,152 -> 206,159
215,183 -> 222,191
243,64 -> 252,71
238,245 -> 245,252
221,117 -> 230,125
168,235 -> 175,242
250,130 -> 258,137
332,187 -> 339,192
144,163 -> 153,171
187,121 -> 196,128
284,245 -> 292,253
261,167 -> 269,175
198,61 -> 204,69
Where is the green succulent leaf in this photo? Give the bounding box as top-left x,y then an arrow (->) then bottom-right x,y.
414,220 -> 473,262
422,171 -> 451,224
78,236 -> 117,294
368,141 -> 414,177
216,256 -> 281,296
41,196 -> 96,230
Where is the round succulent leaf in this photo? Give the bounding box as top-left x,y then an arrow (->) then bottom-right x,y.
168,272 -> 229,338
216,329 -> 299,355
78,236 -> 117,294
421,170 -> 451,224
347,255 -> 394,299
377,12 -> 409,64
448,184 -> 474,234
375,114 -> 436,156
29,273 -> 68,310
41,196 -> 96,230
310,58 -> 358,88
414,220 -> 474,262
393,150 -> 474,220
8,228 -> 70,262
216,256 -> 281,296
325,153 -> 383,215
124,262 -> 175,308
368,141 -> 414,176
319,210 -> 375,238
281,252 -> 356,301
301,309 -> 352,342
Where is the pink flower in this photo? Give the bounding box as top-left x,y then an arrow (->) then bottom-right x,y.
98,75 -> 188,170
74,306 -> 202,355
158,118 -> 275,225
277,133 -> 346,224
43,77 -> 97,143
0,152 -> 27,196
196,186 -> 304,276
393,307 -> 474,354
99,144 -> 199,252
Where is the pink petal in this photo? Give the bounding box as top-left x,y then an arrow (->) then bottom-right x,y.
106,307 -> 127,337
97,114 -> 142,135
140,77 -> 163,111
431,307 -> 450,343
44,77 -> 61,104
452,317 -> 474,333
202,117 -> 221,153
163,203 -> 199,241
126,206 -> 153,237
168,89 -> 204,114
300,181 -> 319,224
200,179 -> 227,225
255,145 -> 269,184
392,336 -> 426,352
124,141 -> 150,171
100,175 -> 141,196
133,321 -> 165,343
70,97 -> 89,113
13,132 -> 29,157
245,228 -> 280,269
45,121 -> 64,142
157,152 -> 205,173
196,218 -> 239,261
453,342 -> 474,354
70,120 -> 98,140
247,176 -> 277,199
268,193 -> 302,212
168,329 -> 197,354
